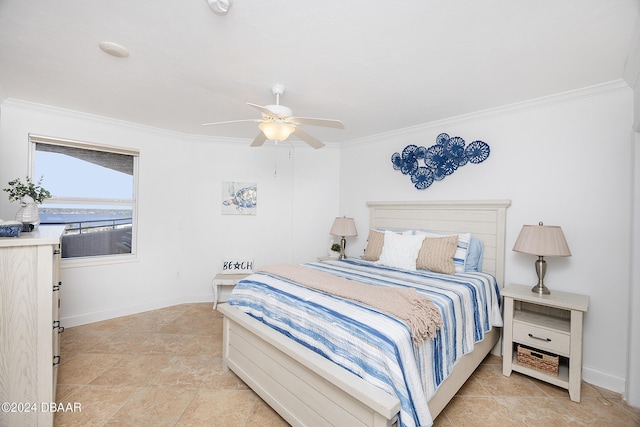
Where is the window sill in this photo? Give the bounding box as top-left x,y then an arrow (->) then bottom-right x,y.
61,253 -> 139,269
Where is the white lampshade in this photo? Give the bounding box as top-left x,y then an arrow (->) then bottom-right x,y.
513,223 -> 571,257
513,222 -> 570,295
330,217 -> 358,237
259,121 -> 295,142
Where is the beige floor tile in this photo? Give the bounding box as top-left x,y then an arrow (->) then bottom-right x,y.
432,414 -> 454,427
89,355 -> 171,387
59,330 -> 112,355
88,332 -> 157,355
177,334 -> 222,357
57,303 -> 640,427
175,389 -> 257,426
472,364 -> 548,397
105,387 -> 197,427
206,370 -> 251,391
58,353 -> 124,385
495,396 -> 580,427
55,384 -> 83,402
455,375 -> 492,396
559,395 -> 640,426
161,308 -> 221,336
54,385 -> 138,427
135,332 -> 196,355
148,355 -> 217,389
440,396 -> 520,427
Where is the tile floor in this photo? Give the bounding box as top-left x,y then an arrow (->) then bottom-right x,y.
54,303 -> 640,426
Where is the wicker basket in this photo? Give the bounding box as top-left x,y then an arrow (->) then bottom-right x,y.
517,344 -> 559,376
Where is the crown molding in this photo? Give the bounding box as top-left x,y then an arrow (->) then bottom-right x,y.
2,79 -> 632,149
343,80 -> 631,147
0,98 -> 342,150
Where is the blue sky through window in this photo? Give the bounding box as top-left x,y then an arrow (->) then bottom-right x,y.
35,151 -> 133,200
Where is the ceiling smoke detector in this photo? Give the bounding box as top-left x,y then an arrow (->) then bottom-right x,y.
207,0 -> 232,14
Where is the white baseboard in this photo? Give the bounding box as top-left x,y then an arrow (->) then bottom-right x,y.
60,294 -> 214,328
582,366 -> 626,397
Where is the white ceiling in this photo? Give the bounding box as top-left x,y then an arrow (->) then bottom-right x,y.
0,0 -> 638,144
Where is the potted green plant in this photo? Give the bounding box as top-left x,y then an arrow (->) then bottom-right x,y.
329,242 -> 342,259
3,176 -> 52,225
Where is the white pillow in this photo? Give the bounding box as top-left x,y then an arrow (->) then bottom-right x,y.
414,231 -> 471,273
378,230 -> 425,271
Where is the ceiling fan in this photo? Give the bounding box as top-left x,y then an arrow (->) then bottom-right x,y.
202,84 -> 344,149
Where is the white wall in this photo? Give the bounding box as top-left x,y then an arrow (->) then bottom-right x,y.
339,81 -> 635,395
0,81 -> 636,399
0,100 -> 341,325
625,11 -> 640,409
630,130 -> 640,407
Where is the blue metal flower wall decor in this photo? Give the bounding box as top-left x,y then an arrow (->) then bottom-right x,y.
391,133 -> 490,190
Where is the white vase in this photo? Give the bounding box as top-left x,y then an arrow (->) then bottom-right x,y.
15,196 -> 40,225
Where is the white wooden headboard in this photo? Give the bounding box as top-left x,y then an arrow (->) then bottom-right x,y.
367,200 -> 511,288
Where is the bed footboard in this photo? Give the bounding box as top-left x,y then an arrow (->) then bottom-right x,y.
219,303 -> 401,427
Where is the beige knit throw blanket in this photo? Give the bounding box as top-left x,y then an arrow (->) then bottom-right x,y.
258,264 -> 443,344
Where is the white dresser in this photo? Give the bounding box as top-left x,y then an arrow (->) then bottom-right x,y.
0,226 -> 66,426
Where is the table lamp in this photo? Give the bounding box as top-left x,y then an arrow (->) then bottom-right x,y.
512,222 -> 571,295
330,216 -> 357,259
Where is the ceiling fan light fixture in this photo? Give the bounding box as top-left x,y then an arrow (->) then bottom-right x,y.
207,0 -> 232,14
259,121 -> 295,142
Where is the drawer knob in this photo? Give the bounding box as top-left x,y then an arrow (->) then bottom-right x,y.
528,333 -> 551,342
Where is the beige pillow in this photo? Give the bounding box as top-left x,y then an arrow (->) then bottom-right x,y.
362,230 -> 385,261
416,235 -> 458,274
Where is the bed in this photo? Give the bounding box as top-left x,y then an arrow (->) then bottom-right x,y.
218,200 -> 511,427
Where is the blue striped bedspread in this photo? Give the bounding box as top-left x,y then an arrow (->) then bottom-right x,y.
227,258 -> 503,427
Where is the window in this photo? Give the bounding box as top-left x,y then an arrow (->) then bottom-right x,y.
30,134 -> 139,259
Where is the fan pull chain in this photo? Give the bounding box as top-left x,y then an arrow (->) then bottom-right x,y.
273,143 -> 294,177
274,143 -> 278,177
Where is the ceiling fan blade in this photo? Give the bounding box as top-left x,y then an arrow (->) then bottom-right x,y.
247,102 -> 293,119
293,127 -> 325,149
247,102 -> 277,117
202,119 -> 260,126
291,117 -> 345,129
250,132 -> 268,147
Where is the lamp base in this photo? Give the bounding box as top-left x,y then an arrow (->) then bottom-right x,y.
339,236 -> 347,259
531,283 -> 550,295
531,256 -> 550,295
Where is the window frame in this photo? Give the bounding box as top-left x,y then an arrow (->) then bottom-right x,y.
29,134 -> 140,266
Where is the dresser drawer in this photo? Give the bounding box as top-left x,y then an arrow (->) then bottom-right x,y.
513,321 -> 570,356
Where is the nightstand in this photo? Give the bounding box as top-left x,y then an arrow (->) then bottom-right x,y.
212,273 -> 251,309
502,284 -> 589,402
317,256 -> 339,261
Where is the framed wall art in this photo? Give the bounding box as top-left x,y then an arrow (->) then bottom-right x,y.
221,181 -> 257,215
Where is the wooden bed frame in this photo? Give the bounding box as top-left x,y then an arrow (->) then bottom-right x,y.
218,200 -> 511,426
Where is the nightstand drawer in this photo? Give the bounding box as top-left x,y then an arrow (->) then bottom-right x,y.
513,321 -> 570,356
